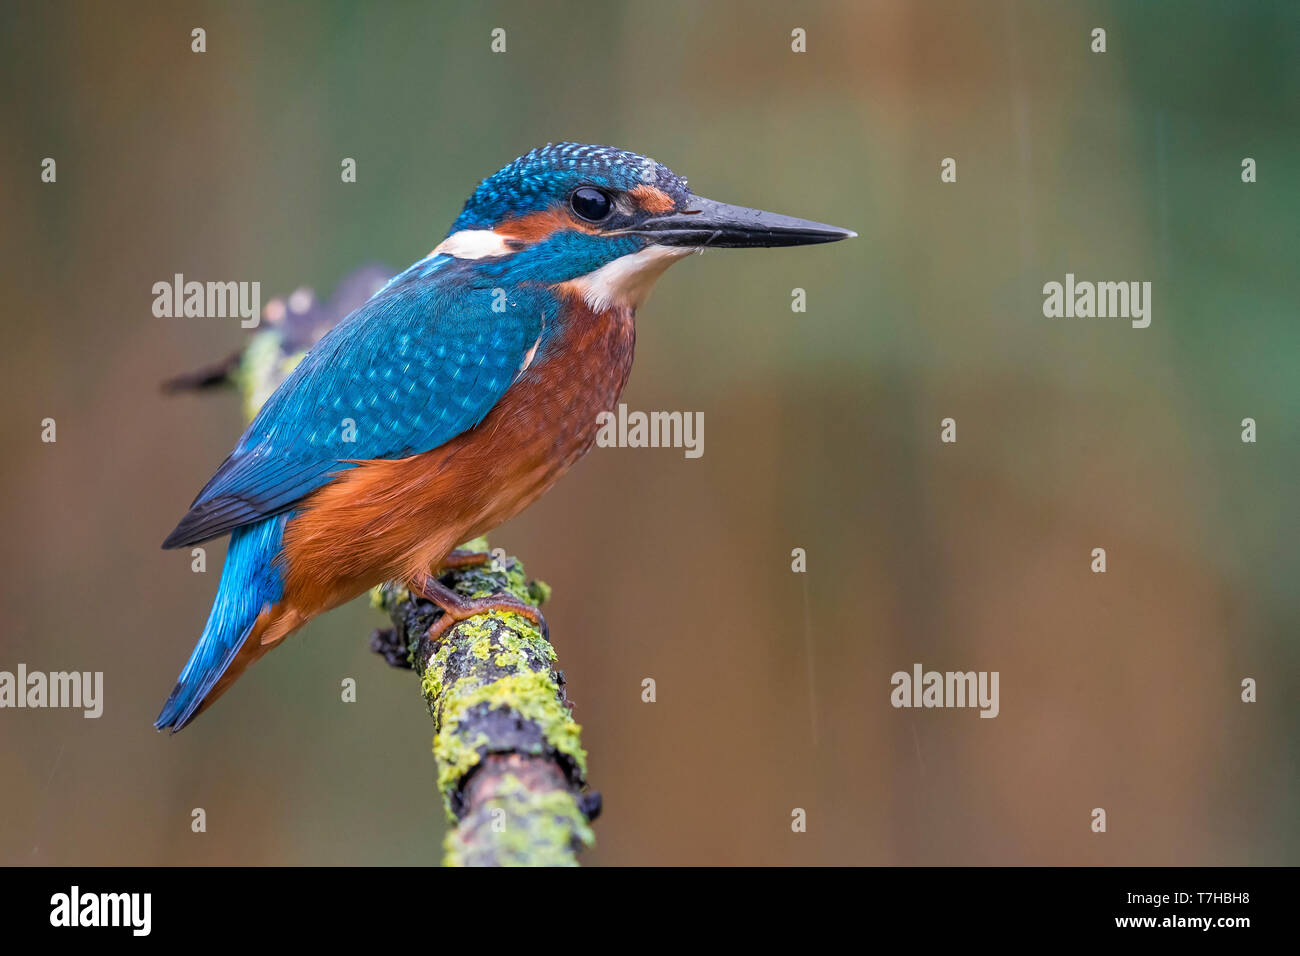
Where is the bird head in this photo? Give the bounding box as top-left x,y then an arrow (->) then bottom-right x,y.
432,143 -> 855,312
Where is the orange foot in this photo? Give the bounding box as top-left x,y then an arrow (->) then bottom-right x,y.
411,574 -> 545,644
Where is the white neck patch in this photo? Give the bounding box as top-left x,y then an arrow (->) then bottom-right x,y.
568,244 -> 698,313
432,229 -> 514,260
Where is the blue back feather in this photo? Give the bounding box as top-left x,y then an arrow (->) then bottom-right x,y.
163,269 -> 549,547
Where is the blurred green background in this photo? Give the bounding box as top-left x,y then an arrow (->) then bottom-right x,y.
1,0 -> 1296,865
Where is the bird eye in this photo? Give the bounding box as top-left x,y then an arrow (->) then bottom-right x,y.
570,187 -> 613,223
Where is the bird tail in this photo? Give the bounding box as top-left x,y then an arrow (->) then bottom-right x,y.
155,514 -> 291,733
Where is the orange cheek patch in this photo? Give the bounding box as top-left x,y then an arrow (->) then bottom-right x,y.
630,185 -> 676,214
499,207 -> 603,243
498,208 -> 568,243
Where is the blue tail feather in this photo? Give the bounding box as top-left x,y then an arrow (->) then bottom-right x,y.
155,514 -> 291,732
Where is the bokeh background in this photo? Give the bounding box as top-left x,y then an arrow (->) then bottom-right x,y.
1,0 -> 1296,865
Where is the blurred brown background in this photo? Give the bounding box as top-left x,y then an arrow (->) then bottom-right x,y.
1,0 -> 1296,865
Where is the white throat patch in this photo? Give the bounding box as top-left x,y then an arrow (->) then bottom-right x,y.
568,244 -> 698,313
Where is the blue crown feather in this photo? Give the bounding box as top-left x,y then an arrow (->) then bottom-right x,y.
451,142 -> 690,232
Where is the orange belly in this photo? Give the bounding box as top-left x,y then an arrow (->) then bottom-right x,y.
266,295 -> 636,643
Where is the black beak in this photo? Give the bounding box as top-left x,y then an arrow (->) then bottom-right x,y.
626,194 -> 856,248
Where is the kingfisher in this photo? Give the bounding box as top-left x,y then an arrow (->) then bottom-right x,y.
156,142 -> 854,732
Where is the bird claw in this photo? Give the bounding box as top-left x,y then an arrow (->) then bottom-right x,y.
412,574 -> 545,644
425,595 -> 545,644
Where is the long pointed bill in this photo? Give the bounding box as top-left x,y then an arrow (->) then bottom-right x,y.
626,194 -> 856,248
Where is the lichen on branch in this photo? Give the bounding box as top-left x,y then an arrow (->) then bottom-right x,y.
371,542 -> 597,866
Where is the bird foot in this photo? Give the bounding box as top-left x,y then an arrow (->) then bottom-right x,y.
411,574 -> 545,644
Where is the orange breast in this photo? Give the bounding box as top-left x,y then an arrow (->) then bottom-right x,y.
278,295 -> 636,617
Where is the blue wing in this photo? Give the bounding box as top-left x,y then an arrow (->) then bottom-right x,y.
162,259 -> 545,548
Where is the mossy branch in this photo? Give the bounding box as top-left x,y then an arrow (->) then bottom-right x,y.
370,543 -> 599,866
